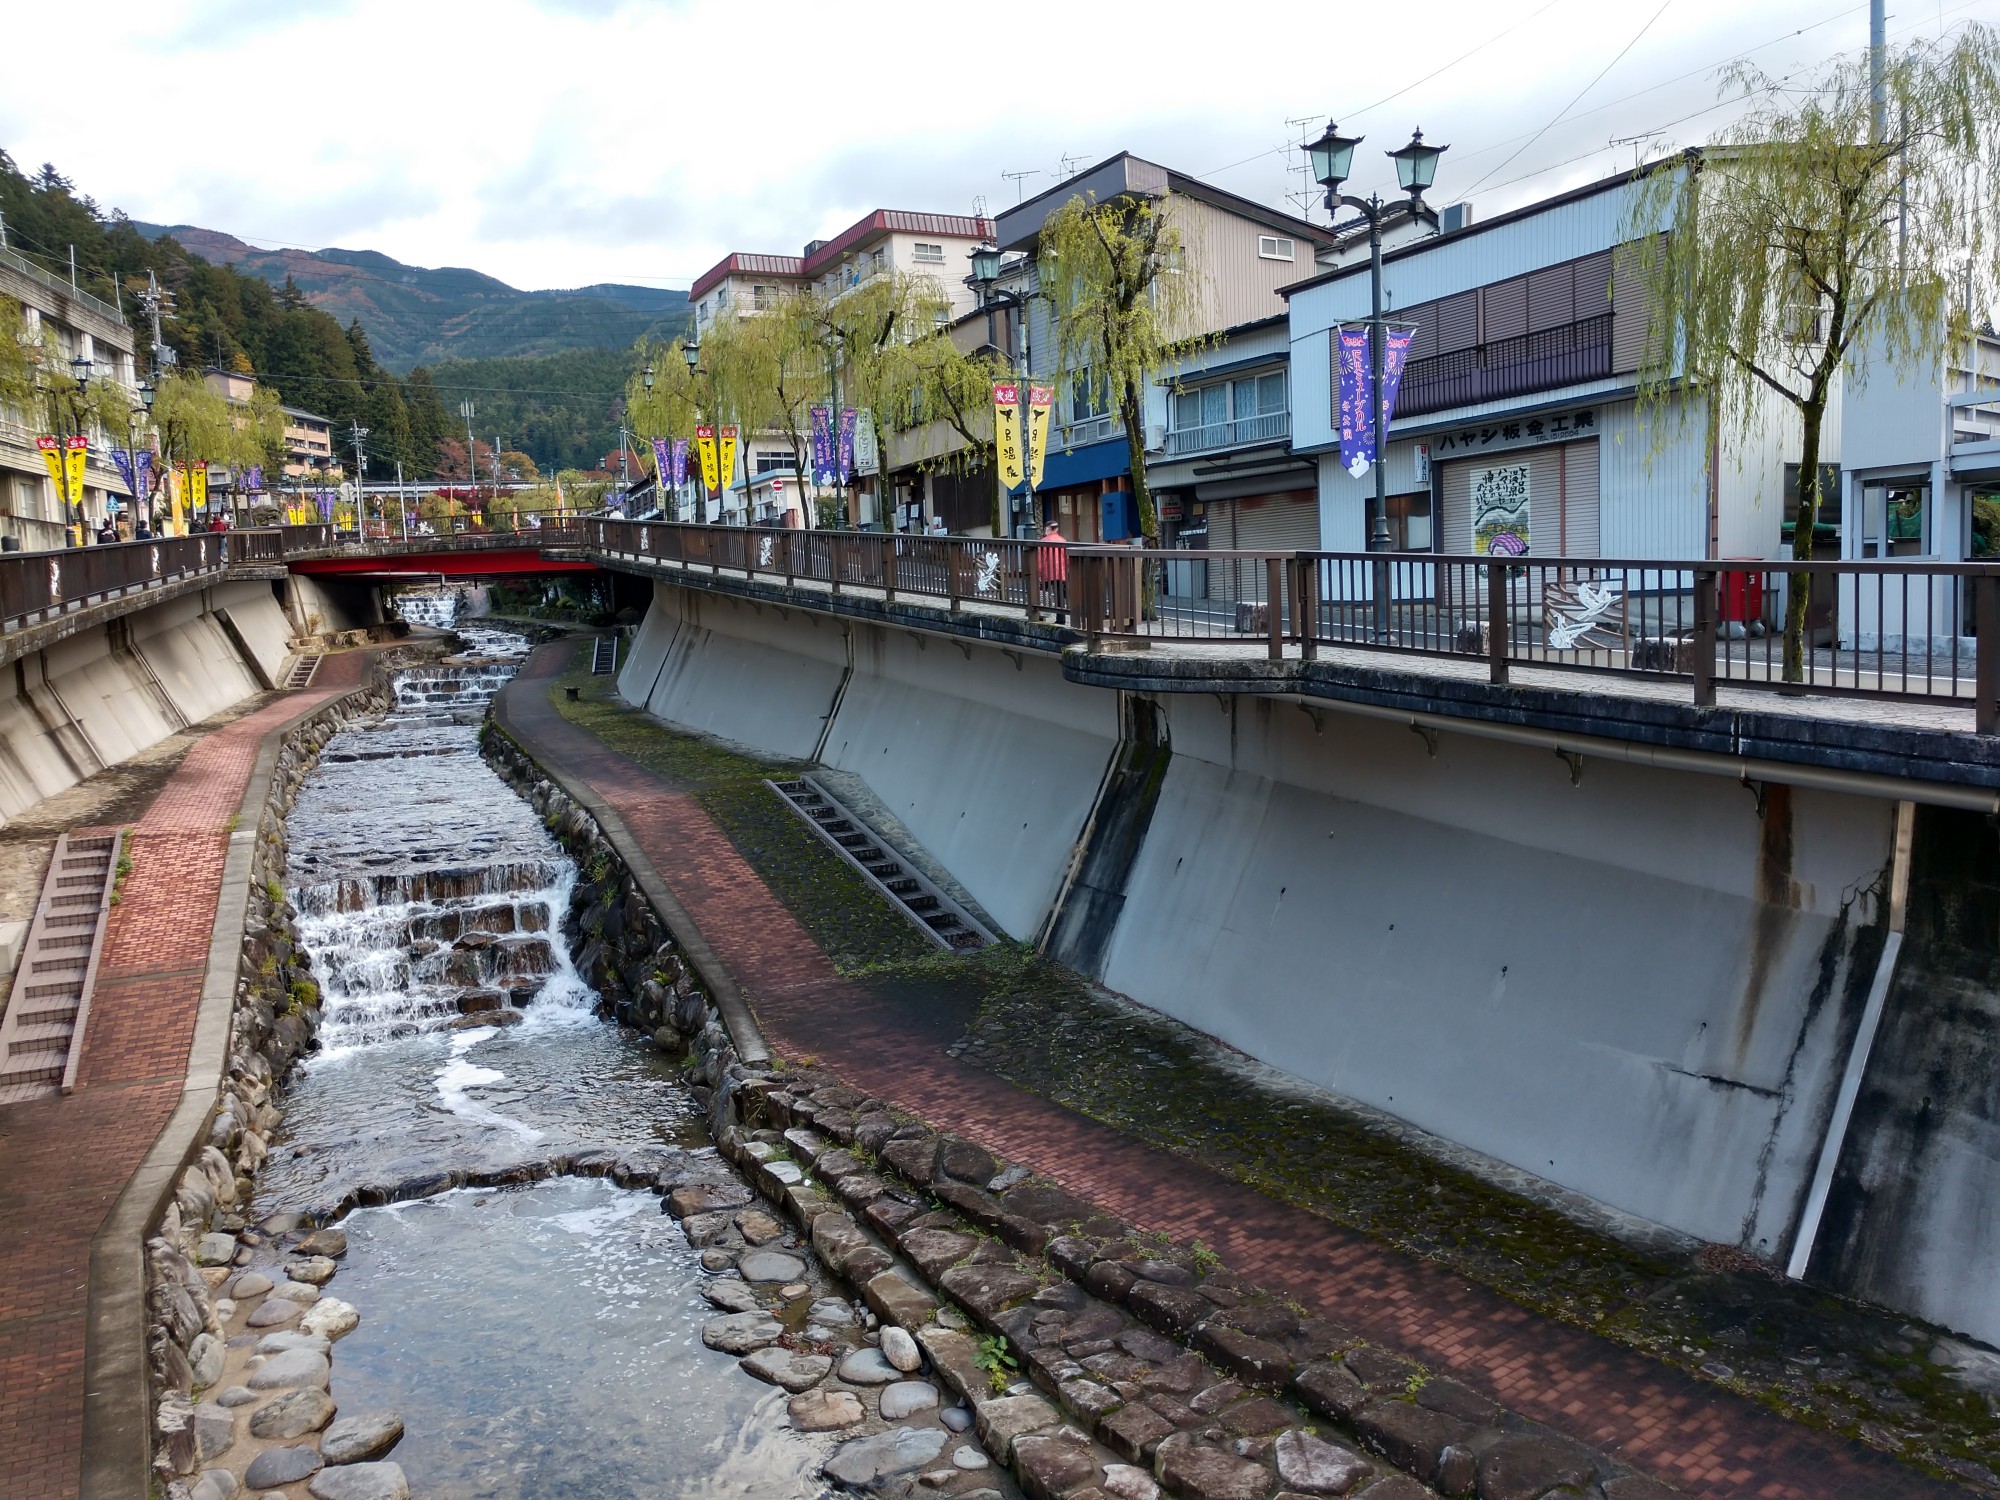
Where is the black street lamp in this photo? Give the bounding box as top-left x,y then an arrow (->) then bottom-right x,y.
967,244 -> 1040,537
1306,123 -> 1446,553
65,355 -> 95,545
682,340 -> 711,523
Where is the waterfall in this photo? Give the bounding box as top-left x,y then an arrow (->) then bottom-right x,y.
395,589 -> 463,628
287,630 -> 592,1055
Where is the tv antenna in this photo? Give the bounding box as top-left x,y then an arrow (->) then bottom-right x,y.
1059,153 -> 1087,181
1001,169 -> 1039,203
971,193 -> 989,219
1610,131 -> 1665,169
1284,115 -> 1323,219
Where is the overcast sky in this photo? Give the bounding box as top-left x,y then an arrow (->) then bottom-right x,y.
5,0 -> 1994,292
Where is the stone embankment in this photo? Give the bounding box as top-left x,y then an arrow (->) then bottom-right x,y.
144,673 -> 415,1500
481,725 -> 1683,1500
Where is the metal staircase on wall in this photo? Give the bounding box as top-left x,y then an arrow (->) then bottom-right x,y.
0,828 -> 124,1103
591,635 -> 619,675
768,778 -> 992,951
284,654 -> 323,690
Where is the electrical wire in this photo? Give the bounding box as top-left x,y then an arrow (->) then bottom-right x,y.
1461,0 -> 1678,195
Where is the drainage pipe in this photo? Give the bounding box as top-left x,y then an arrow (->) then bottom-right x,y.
1272,692 -> 2000,814
1784,799 -> 1915,1281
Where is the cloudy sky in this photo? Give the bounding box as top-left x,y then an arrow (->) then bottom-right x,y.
5,0 -> 1993,292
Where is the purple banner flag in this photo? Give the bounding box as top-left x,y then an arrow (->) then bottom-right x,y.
110,448 -> 137,494
670,438 -> 690,487
243,465 -> 263,492
809,404 -> 836,486
317,490 -> 335,521
651,437 -> 672,487
1335,326 -> 1416,476
136,450 -> 153,501
836,407 -> 858,484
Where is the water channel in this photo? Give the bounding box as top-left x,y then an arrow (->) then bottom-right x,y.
252,624 -> 839,1497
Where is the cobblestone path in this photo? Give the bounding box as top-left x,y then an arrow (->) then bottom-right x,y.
500,639 -> 1968,1500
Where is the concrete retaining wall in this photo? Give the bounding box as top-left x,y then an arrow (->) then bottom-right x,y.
0,585 -> 297,826
614,579 -> 1909,1267
1098,694 -> 1891,1257
622,581 -> 1119,939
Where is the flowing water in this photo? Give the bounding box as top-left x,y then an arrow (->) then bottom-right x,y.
394,588 -> 467,629
257,627 -> 835,1496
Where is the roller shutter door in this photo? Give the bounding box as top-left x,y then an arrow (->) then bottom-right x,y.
1219,490 -> 1318,601
1439,439 -> 1599,559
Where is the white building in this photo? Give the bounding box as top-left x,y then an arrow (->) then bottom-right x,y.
0,249 -> 139,549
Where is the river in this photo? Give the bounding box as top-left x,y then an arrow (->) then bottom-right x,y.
252,623 -> 837,1497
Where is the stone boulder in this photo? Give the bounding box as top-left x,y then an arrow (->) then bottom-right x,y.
307,1461 -> 411,1500
248,1387 -> 336,1440
321,1412 -> 405,1465
822,1426 -> 949,1490
740,1347 -> 833,1392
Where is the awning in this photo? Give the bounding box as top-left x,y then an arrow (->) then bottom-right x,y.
1016,437 -> 1130,493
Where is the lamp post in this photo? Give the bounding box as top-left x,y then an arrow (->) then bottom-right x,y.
132,377 -> 155,538
458,400 -> 477,523
61,355 -> 95,545
1304,124 -> 1446,554
684,338 -> 711,523
967,244 -> 1039,538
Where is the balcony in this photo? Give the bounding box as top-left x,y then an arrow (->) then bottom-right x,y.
1398,313 -> 1613,419
1165,409 -> 1290,457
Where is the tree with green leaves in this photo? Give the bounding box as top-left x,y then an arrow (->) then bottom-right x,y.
1630,26 -> 2000,679
144,370 -> 284,525
1038,192 -> 1208,541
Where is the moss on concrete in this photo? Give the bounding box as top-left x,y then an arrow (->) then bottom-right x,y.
550,661 -> 934,972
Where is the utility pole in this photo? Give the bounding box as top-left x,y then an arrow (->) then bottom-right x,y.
458,400 -> 477,519
1870,0 -> 1887,143
350,422 -> 369,535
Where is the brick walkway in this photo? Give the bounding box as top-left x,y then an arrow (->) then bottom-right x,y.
502,640 -> 1967,1500
0,651 -> 375,1500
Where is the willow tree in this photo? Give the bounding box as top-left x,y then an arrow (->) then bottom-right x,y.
145,370 -> 284,522
1630,27 -> 2000,679
1038,192 -> 1207,541
821,272 -> 1006,528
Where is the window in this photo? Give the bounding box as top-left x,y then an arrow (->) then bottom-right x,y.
1257,236 -> 1295,262
1860,477 -> 1929,557
1072,374 -> 1112,422
913,242 -> 945,264
754,451 -> 791,475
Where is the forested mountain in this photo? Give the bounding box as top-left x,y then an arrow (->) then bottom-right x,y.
426,347 -> 641,475
1,150 -> 672,478
133,224 -> 686,371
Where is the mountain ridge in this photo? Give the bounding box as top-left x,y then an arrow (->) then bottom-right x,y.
132,222 -> 687,371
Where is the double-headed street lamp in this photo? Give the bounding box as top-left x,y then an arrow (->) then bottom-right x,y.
1305,123 -> 1446,552
682,338 -> 719,523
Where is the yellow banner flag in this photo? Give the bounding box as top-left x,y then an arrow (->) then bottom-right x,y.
65,436 -> 88,501
1027,386 -> 1054,488
695,426 -> 720,494
37,436 -> 64,489
993,383 -> 1024,489
717,426 -> 738,497
187,463 -> 208,510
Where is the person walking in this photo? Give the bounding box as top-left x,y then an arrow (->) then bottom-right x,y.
96,517 -> 118,545
1039,520 -> 1069,619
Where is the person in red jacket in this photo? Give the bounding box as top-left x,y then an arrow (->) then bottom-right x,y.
1038,521 -> 1068,617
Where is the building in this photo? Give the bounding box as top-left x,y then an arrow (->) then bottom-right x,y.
0,248 -> 139,548
687,211 -> 995,526
281,406 -> 336,478
1284,161 -> 1795,567
988,153 -> 1336,542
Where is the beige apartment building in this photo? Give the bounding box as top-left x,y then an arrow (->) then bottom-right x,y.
0,249 -> 140,548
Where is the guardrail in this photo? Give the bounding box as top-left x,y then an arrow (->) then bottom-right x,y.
9,517 -> 1985,727
0,532 -> 248,631
574,523 -> 2000,725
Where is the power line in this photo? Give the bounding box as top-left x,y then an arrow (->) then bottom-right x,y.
1463,0 -> 1679,195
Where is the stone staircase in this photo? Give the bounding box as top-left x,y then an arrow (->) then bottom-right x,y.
0,828 -> 124,1103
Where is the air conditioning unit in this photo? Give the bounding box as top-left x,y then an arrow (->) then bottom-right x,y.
1145,423 -> 1167,453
